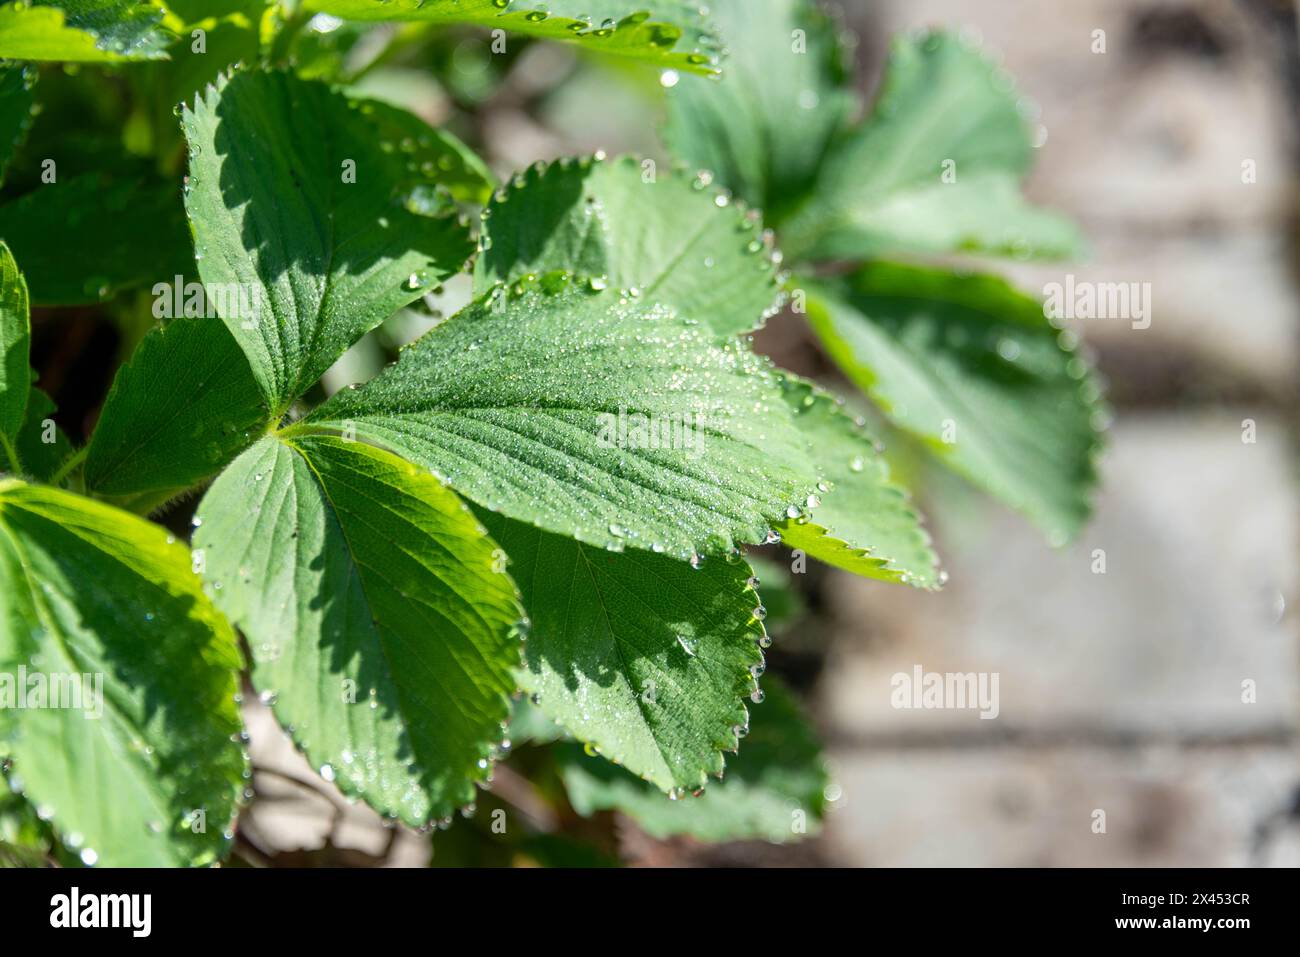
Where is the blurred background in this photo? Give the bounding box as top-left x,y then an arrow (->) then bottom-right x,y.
19,0 -> 1298,866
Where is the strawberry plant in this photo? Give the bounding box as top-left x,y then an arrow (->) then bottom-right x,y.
0,0 -> 1105,867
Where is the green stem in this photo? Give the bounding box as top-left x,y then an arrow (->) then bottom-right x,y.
0,432 -> 22,476
48,447 -> 88,487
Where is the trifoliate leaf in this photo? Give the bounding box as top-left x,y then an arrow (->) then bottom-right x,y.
85,316 -> 270,506
559,677 -> 827,842
482,511 -> 764,794
780,29 -> 1082,263
776,375 -> 940,587
807,263 -> 1106,544
662,0 -> 856,224
297,280 -> 823,562
193,434 -> 524,826
0,480 -> 246,867
0,65 -> 36,186
181,69 -> 475,412
475,155 -> 783,337
0,242 -> 30,461
0,0 -> 173,63
0,173 -> 192,306
308,0 -> 723,75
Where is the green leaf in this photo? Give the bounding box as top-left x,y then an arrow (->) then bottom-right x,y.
181,69 -> 475,412
559,677 -> 827,842
662,0 -> 856,224
482,511 -> 764,794
0,242 -> 30,463
14,388 -> 72,484
0,173 -> 192,306
0,480 -> 246,867
297,279 -> 822,562
780,30 -> 1081,263
193,434 -> 524,826
307,0 -> 723,75
0,64 -> 36,186
776,375 -> 940,587
357,96 -> 494,207
85,316 -> 270,505
807,263 -> 1106,544
0,0 -> 173,63
475,154 -> 782,337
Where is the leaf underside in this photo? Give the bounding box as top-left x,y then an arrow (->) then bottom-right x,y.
779,29 -> 1082,263
307,0 -> 723,74
808,263 -> 1105,543
0,0 -> 173,63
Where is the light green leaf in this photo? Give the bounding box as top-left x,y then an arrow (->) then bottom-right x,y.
475,154 -> 782,337
780,29 -> 1081,263
776,375 -> 940,587
308,0 -> 722,75
0,0 -> 173,62
0,65 -> 36,186
296,279 -> 822,562
0,173 -> 192,306
482,511 -> 763,794
181,69 -> 475,412
0,242 -> 30,463
560,676 -> 827,842
0,480 -> 245,867
193,434 -> 524,826
85,316 -> 270,506
662,0 -> 856,224
807,263 -> 1106,543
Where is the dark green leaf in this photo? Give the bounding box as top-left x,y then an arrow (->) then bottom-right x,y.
85,316 -> 270,504
181,69 -> 475,411
0,173 -> 192,306
0,64 -> 36,186
0,241 -> 29,459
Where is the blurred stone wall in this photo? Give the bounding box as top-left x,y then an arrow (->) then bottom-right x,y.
812,0 -> 1300,866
